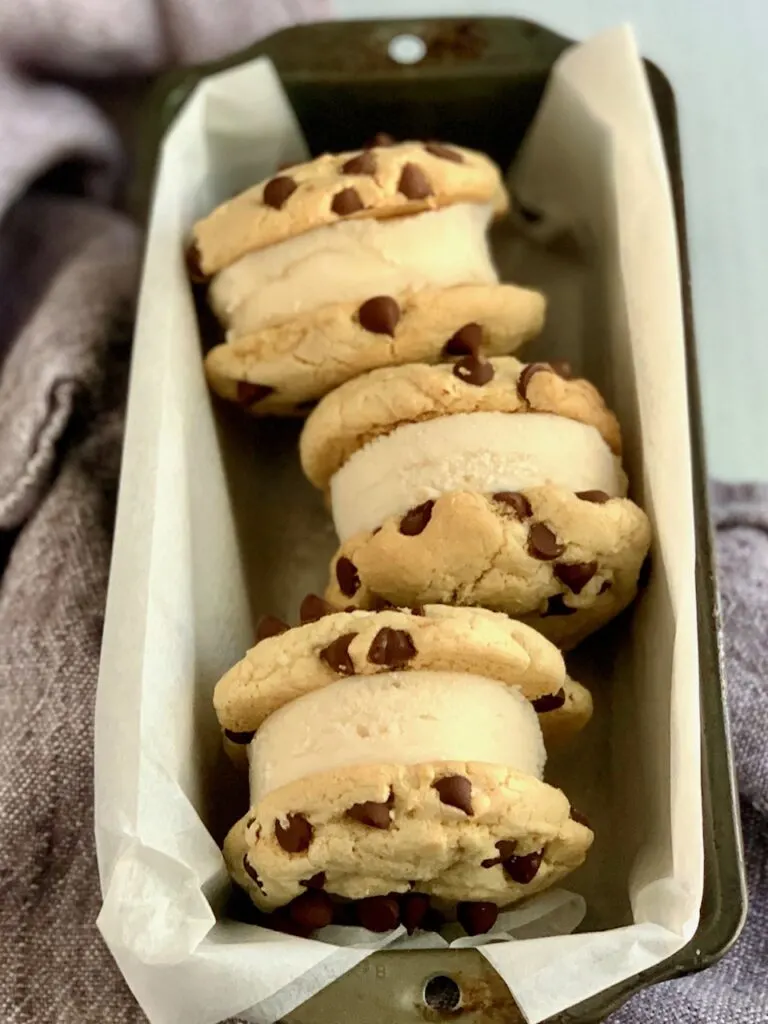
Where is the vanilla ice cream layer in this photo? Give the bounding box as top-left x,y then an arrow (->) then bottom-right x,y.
209,202 -> 497,337
249,671 -> 545,803
330,411 -> 628,541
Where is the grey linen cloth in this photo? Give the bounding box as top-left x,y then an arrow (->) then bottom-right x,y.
0,5 -> 764,1023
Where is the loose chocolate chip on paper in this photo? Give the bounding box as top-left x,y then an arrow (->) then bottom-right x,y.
457,901 -> 498,936
528,523 -> 565,560
503,849 -> 543,885
516,362 -> 551,401
532,688 -> 566,713
368,627 -> 417,668
554,561 -> 598,594
255,614 -> 290,643
358,295 -> 400,336
399,500 -> 435,536
432,775 -> 473,816
269,908 -> 313,938
263,175 -> 298,209
331,187 -> 365,215
550,360 -> 573,379
443,322 -> 482,357
544,595 -> 577,617
571,809 -> 592,829
347,792 -> 393,829
493,491 -> 532,520
365,131 -> 396,148
242,855 -> 266,894
357,895 -> 401,932
320,632 -> 357,676
275,814 -> 313,854
576,489 -> 611,504
453,354 -> 494,386
398,162 -> 434,200
237,381 -> 275,405
300,593 -> 335,624
336,556 -> 361,597
289,890 -> 334,931
424,141 -> 464,163
342,151 -> 377,175
401,892 -> 431,934
185,241 -> 207,282
301,872 -> 327,890
224,729 -> 255,745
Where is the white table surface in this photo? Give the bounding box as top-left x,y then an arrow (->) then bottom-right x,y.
335,0 -> 768,482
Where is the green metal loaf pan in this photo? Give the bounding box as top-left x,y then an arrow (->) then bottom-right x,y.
132,17 -> 746,1023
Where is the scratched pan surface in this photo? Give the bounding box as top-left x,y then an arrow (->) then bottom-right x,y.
133,18 -> 746,1023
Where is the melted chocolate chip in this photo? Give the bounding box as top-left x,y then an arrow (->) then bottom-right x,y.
599,579 -> 613,595
481,839 -> 518,868
503,849 -> 543,884
237,381 -> 275,405
453,354 -> 494,386
576,490 -> 611,504
224,729 -> 255,745
457,901 -> 498,936
357,895 -> 401,932
346,792 -> 393,829
432,775 -> 473,816
342,151 -> 377,175
367,627 -> 417,668
275,814 -> 313,854
331,187 -> 365,215
401,892 -> 431,934
399,500 -> 435,536
424,142 -> 464,163
398,162 -> 433,200
544,595 -> 577,617
336,556 -> 361,597
443,322 -> 482,357
493,491 -> 532,520
263,175 -> 298,209
299,594 -> 334,624
528,523 -> 565,560
301,872 -> 327,890
255,614 -> 290,643
554,561 -> 598,594
571,809 -> 591,829
289,890 -> 334,931
185,241 -> 207,282
532,688 -> 566,713
242,854 -> 266,894
319,633 -> 357,675
358,295 -> 400,336
245,816 -> 258,832
516,362 -> 551,401
365,132 -> 396,148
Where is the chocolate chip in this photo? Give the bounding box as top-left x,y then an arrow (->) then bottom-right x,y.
319,633 -> 356,675
185,241 -> 207,282
554,561 -> 598,594
528,523 -> 565,560
432,775 -> 473,816
224,729 -> 255,745
365,132 -> 396,148
331,187 -> 365,215
443,322 -> 482,357
347,792 -> 393,829
289,890 -> 334,931
503,849 -> 543,884
398,162 -> 433,200
401,893 -> 431,934
275,814 -> 313,853
516,362 -> 551,401
237,381 -> 275,405
301,872 -> 327,890
255,614 -> 290,643
399,500 -> 435,536
599,579 -> 612,595
550,360 -> 573,379
576,490 -> 611,504
368,627 -> 417,669
357,895 -> 401,932
457,901 -> 498,936
481,839 -> 518,868
342,151 -> 377,175
639,554 -> 652,589
358,295 -> 400,336
269,907 -> 312,938
245,816 -> 258,831
571,809 -> 591,829
410,604 -> 426,616
532,688 -> 566,713
493,491 -> 532,520
299,594 -> 334,624
242,854 -> 266,893
544,595 -> 577,617
263,175 -> 298,209
335,556 -> 360,597
453,354 -> 494,386
424,142 -> 464,163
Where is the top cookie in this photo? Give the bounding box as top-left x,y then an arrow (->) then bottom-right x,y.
299,357 -> 623,490
191,141 -> 509,276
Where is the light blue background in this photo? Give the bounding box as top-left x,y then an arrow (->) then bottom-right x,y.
335,0 -> 768,482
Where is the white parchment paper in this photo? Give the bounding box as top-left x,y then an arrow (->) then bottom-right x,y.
95,26 -> 703,1024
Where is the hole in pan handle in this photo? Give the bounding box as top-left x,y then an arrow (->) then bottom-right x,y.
423,974 -> 462,1013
